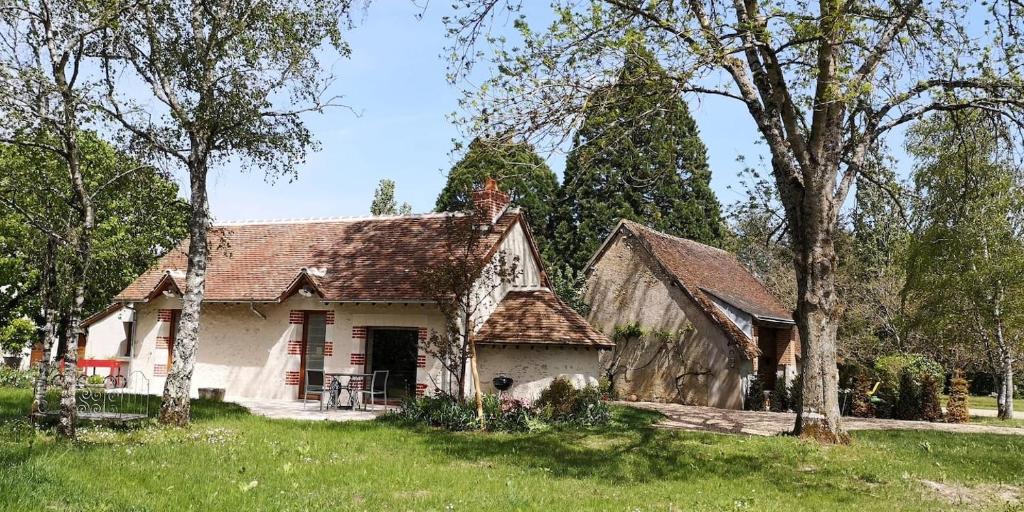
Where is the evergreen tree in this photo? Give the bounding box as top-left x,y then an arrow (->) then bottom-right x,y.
553,43 -> 724,271
437,137 -> 558,260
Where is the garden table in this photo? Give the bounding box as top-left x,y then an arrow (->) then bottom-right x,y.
325,372 -> 373,409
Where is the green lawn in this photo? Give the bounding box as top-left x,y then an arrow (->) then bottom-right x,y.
2,387 -> 1024,511
969,416 -> 1024,429
942,394 -> 1023,411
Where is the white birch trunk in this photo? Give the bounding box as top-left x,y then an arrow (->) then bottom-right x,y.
159,163 -> 211,425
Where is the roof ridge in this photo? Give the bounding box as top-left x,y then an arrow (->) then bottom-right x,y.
623,219 -> 734,257
213,212 -> 463,227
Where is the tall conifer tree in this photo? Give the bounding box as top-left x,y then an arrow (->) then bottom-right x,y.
553,43 -> 723,271
437,137 -> 559,260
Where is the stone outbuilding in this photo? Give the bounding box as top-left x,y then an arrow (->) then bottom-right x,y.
584,220 -> 797,409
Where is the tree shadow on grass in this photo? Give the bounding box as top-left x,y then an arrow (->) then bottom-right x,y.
0,387 -> 251,426
401,406 -> 778,485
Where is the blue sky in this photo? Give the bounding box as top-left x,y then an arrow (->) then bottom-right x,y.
200,2 -> 901,222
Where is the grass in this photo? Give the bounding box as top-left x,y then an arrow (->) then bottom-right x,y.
2,387 -> 1024,511
969,416 -> 1024,429
942,394 -> 1023,411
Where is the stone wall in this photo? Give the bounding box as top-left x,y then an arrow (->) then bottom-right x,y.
585,230 -> 749,409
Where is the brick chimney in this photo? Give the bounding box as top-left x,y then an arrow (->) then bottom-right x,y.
471,177 -> 510,223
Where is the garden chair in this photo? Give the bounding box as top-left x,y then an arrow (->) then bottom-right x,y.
360,370 -> 388,410
302,369 -> 325,410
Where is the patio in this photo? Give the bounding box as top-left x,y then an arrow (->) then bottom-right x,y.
232,398 -> 395,422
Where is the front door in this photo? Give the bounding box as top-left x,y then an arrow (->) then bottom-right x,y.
299,312 -> 327,397
367,328 -> 418,401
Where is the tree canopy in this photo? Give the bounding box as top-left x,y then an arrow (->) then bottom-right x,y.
371,179 -> 412,216
0,134 -> 189,325
447,0 -> 1024,441
904,111 -> 1024,418
552,42 -> 724,271
437,137 -> 559,260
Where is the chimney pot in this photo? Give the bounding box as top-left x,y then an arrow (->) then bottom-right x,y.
471,178 -> 511,223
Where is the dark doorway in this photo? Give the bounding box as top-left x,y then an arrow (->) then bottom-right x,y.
367,328 -> 418,400
756,328 -> 778,389
299,312 -> 327,398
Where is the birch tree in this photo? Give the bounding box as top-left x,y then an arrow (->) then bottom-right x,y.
0,0 -> 134,437
904,111 -> 1024,420
99,0 -> 360,425
446,0 -> 1024,442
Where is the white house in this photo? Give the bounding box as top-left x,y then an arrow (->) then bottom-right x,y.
85,180 -> 611,402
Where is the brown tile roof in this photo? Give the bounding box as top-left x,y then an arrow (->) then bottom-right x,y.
475,289 -> 613,347
589,220 -> 795,359
115,211 -> 531,303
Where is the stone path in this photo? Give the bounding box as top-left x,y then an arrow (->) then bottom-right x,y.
233,398 -> 393,422
618,401 -> 1024,436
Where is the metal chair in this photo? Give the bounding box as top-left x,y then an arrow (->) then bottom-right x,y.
302,369 -> 325,410
360,370 -> 388,410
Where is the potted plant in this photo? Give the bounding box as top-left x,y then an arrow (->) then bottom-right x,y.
1,318 -> 36,369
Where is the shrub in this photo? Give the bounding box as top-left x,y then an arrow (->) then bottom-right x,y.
744,376 -> 766,411
0,366 -> 35,388
874,354 -> 944,419
946,372 -> 971,424
894,369 -> 921,420
851,370 -> 876,418
920,374 -> 943,422
535,377 -> 610,427
386,393 -> 479,431
536,377 -> 576,418
388,378 -> 610,432
788,373 -> 802,410
569,385 -> 611,427
482,394 -> 532,432
770,376 -> 789,412
87,374 -> 106,386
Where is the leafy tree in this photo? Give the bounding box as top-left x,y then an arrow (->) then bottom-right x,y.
904,111 -> 1024,420
726,161 -> 796,309
552,42 -> 724,271
416,207 -> 521,425
437,137 -> 558,260
100,0 -> 358,426
0,318 -> 36,357
371,179 -> 412,216
837,162 -> 912,362
448,0 -> 1024,442
0,0 -> 138,436
0,135 -> 187,423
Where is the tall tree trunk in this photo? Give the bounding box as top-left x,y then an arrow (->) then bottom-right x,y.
30,237 -> 58,417
993,293 -> 1014,420
790,195 -> 848,443
995,352 -> 1011,419
159,163 -> 211,426
58,144 -> 95,439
